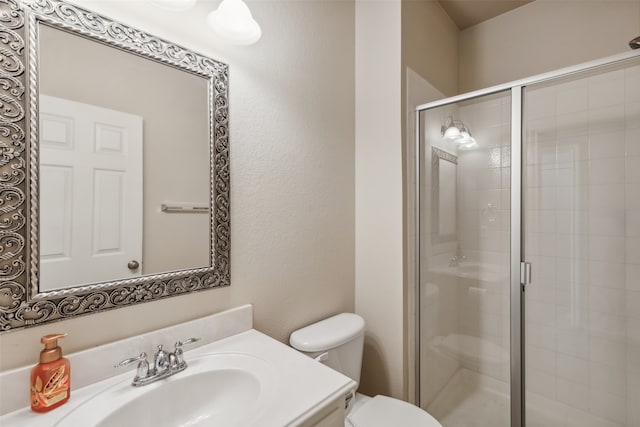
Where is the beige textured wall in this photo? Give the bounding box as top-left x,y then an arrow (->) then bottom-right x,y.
39,24 -> 211,275
402,0 -> 459,97
460,0 -> 640,92
355,0 -> 403,399
0,0 -> 355,371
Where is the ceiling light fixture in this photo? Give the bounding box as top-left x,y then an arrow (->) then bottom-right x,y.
206,0 -> 262,46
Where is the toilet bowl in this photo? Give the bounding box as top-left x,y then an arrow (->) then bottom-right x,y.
290,313 -> 442,427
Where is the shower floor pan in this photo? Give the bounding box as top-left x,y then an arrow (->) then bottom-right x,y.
427,368 -> 624,427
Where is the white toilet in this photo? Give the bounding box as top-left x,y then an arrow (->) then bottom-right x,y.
290,313 -> 442,427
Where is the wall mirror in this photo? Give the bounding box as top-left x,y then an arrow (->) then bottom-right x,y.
431,147 -> 457,243
0,0 -> 230,331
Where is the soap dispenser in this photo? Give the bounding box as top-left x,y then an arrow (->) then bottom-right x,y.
30,333 -> 70,413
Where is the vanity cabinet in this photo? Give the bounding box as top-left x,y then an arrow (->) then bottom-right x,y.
299,396 -> 347,427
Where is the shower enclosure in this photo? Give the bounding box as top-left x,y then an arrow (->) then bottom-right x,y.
416,51 -> 640,427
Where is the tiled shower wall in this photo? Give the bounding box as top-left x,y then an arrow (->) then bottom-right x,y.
456,94 -> 512,382
523,63 -> 640,426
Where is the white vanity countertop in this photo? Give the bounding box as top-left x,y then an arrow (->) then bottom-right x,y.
0,329 -> 356,427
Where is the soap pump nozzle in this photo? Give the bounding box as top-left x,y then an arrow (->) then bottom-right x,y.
39,333 -> 67,364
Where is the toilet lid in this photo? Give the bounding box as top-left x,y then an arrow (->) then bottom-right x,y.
347,395 -> 442,427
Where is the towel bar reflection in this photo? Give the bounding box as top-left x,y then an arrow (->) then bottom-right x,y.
160,203 -> 210,213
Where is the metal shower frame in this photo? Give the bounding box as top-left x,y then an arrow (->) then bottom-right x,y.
414,49 -> 640,427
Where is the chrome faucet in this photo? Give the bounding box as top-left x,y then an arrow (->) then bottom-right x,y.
154,345 -> 170,374
449,244 -> 468,267
115,337 -> 200,387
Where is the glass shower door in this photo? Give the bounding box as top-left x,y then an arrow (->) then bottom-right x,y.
522,58 -> 640,427
418,90 -> 513,426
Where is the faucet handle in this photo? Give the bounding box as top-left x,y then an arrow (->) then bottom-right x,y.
175,337 -> 200,348
114,352 -> 150,380
114,352 -> 148,368
174,337 -> 201,366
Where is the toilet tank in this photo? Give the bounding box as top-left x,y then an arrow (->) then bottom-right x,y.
289,313 -> 365,386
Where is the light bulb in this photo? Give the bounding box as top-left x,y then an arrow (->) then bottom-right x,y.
455,129 -> 472,143
457,137 -> 478,150
442,125 -> 461,140
207,0 -> 262,46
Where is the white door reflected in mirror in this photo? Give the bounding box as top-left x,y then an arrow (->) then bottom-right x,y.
39,95 -> 143,291
36,23 -> 212,293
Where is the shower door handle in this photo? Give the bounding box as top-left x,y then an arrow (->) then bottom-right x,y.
520,262 -> 532,286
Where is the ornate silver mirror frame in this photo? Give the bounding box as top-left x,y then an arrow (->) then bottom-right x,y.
0,0 -> 230,332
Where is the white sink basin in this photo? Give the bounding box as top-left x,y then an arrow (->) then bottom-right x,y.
56,353 -> 278,427
0,326 -> 355,427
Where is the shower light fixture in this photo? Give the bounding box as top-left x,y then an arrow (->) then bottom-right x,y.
456,125 -> 478,150
441,117 -> 462,140
441,117 -> 478,150
207,0 -> 262,46
443,125 -> 461,140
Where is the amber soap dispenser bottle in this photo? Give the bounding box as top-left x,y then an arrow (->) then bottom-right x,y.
30,333 -> 71,413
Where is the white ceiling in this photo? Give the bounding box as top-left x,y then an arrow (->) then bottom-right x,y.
438,0 -> 535,29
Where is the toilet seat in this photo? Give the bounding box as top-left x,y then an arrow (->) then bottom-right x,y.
347,395 -> 442,427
